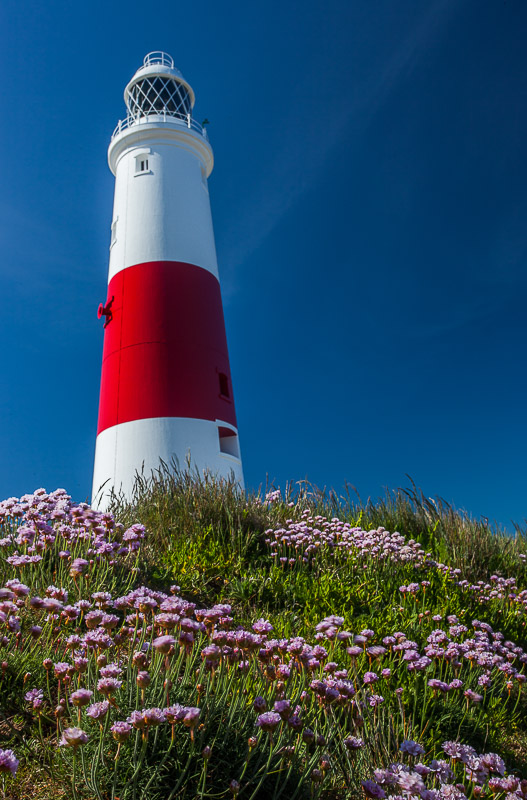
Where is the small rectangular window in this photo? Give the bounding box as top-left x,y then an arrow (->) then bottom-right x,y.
219,373 -> 230,398
218,427 -> 240,458
135,154 -> 151,174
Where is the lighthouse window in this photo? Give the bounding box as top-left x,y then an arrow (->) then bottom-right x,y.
134,153 -> 152,175
218,427 -> 240,458
219,373 -> 230,398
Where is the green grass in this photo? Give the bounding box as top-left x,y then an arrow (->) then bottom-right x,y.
1,468 -> 527,799
114,467 -> 527,633
108,469 -> 527,767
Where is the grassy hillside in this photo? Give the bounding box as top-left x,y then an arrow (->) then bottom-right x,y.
0,468 -> 526,799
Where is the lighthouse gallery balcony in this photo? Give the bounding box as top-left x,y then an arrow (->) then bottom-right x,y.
111,51 -> 208,141
112,113 -> 207,141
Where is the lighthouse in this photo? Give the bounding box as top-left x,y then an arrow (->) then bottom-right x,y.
92,52 -> 243,508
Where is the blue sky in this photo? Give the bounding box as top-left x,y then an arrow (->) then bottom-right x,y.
1,0 -> 526,528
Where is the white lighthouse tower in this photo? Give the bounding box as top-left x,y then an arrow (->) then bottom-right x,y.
92,52 -> 243,508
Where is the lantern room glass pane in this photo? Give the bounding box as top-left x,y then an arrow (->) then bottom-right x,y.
127,77 -> 191,119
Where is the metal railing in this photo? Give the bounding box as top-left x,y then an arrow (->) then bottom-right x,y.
111,112 -> 208,141
143,51 -> 174,69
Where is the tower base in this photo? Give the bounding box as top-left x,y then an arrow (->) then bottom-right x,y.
92,416 -> 243,510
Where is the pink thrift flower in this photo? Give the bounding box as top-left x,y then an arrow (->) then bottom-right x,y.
0,749 -> 19,776
59,727 -> 89,748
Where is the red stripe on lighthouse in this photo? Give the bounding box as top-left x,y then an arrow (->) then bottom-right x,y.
97,261 -> 237,435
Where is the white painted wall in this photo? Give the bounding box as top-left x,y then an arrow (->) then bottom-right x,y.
92,417 -> 243,510
107,123 -> 218,283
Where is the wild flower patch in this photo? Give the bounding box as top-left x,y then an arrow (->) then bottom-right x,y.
264,511 -> 527,628
0,487 -> 526,798
363,740 -> 527,800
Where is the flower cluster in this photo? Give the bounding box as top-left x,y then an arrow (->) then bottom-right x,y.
265,490 -> 282,505
456,573 -> 527,616
0,488 -> 146,586
264,512 -> 427,568
364,740 -> 527,799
